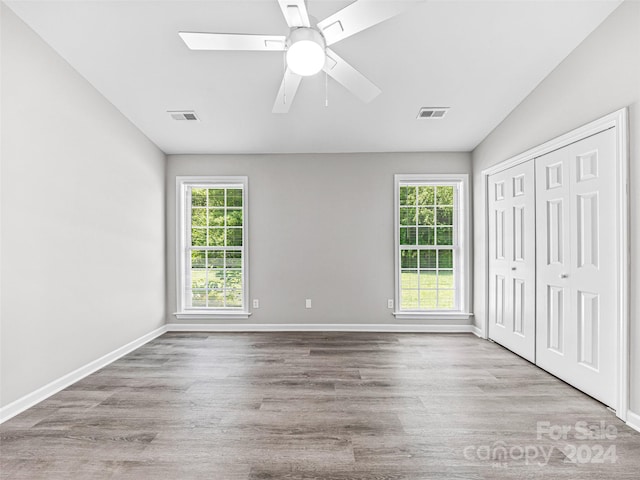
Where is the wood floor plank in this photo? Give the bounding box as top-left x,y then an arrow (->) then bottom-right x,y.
2,332 -> 639,480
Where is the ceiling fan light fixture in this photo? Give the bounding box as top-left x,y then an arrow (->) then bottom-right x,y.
286,27 -> 325,76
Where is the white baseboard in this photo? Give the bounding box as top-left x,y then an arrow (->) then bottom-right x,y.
0,325 -> 167,424
627,410 -> 640,433
166,323 -> 475,333
471,325 -> 484,338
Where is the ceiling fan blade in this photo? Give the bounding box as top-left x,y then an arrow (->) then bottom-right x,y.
317,0 -> 419,46
179,32 -> 286,51
277,0 -> 311,28
272,68 -> 303,114
323,48 -> 381,103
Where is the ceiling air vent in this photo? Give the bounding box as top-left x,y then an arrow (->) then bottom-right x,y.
417,107 -> 449,119
168,110 -> 199,121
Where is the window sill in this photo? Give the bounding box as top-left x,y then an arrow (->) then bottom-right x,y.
393,311 -> 473,320
174,311 -> 252,320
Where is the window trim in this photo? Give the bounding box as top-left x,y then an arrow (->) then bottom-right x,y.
393,174 -> 471,319
174,176 -> 250,319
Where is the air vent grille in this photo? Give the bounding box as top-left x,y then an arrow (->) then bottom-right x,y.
417,107 -> 449,119
168,110 -> 199,121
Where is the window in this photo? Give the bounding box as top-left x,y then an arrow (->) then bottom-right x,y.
394,174 -> 469,318
176,176 -> 249,318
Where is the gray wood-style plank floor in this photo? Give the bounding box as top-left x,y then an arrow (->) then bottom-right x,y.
1,332 -> 639,479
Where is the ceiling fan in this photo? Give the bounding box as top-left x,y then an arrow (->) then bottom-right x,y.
179,0 -> 419,113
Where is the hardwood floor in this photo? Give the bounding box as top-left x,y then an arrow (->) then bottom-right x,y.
1,332 -> 639,479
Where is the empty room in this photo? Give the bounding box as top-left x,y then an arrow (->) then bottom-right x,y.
1,0 -> 640,478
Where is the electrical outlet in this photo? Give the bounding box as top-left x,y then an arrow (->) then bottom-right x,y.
387,299 -> 394,309
305,299 -> 312,309
252,299 -> 259,309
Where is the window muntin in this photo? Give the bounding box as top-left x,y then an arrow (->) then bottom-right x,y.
397,181 -> 461,312
177,178 -> 248,313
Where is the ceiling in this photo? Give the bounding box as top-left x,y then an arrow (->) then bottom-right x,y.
6,0 -> 621,154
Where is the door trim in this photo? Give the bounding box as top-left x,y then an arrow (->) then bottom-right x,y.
480,108 -> 629,421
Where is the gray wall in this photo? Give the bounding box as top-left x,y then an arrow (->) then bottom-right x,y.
471,0 -> 640,414
167,152 -> 471,326
0,6 -> 166,407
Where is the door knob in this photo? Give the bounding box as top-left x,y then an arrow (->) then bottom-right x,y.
560,273 -> 569,279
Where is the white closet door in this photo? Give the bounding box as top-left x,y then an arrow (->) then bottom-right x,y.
488,160 -> 536,362
535,128 -> 617,407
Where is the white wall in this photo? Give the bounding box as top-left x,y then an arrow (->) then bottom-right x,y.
167,152 -> 471,326
0,5 -> 166,408
472,0 -> 640,414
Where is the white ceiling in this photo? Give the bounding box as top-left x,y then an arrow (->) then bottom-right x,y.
6,0 -> 621,154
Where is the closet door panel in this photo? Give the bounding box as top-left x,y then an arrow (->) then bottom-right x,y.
536,147 -> 571,366
535,128 -> 617,408
488,160 -> 535,362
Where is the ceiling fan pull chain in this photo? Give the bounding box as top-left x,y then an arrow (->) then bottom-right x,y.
325,70 -> 328,107
283,50 -> 287,105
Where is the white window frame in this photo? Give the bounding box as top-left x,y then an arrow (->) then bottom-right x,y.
174,176 -> 250,320
393,174 -> 471,320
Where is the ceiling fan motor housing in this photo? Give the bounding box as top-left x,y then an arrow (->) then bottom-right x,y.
286,27 -> 326,76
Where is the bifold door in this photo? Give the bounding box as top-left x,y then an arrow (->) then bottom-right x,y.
535,128 -> 617,407
488,160 -> 536,362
